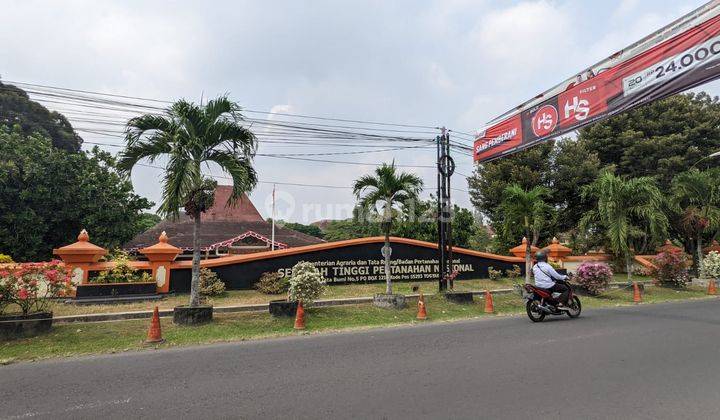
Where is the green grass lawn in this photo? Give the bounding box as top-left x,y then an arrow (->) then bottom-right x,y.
47,275 -> 653,317
48,278 -> 529,317
1,284 -> 708,364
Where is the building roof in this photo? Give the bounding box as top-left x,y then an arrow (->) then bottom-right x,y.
125,185 -> 324,251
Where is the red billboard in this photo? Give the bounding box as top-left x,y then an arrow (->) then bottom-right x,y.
474,1 -> 720,163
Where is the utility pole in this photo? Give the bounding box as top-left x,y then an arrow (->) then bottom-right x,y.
437,128 -> 455,291
271,184 -> 276,251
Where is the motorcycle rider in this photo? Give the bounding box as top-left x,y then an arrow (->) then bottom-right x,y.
532,250 -> 571,310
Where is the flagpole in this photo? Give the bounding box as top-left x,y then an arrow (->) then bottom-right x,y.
271,184 -> 276,251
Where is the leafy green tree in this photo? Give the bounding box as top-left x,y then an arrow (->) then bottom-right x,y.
0,81 -> 82,152
499,185 -> 554,282
0,128 -> 151,261
578,92 -> 720,187
548,139 -> 601,233
322,199 -> 480,250
135,213 -> 162,234
322,218 -> 379,242
469,142 -> 552,220
581,171 -> 668,279
353,162 -> 423,294
669,168 -> 720,271
468,224 -> 495,253
118,97 -> 257,307
277,221 -> 324,239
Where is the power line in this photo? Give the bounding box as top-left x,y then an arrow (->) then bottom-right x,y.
136,163 -> 352,189
1,81 -> 477,146
259,155 -> 437,168
136,163 -> 470,194
3,80 -> 442,130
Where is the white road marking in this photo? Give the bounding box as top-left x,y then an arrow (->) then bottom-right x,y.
3,397 -> 131,419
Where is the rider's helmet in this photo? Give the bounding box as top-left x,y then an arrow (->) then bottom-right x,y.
535,251 -> 548,262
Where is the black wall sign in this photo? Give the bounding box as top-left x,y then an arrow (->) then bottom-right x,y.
169,239 -> 525,292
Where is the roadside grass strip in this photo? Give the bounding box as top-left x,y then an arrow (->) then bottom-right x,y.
48,275 -> 648,317
0,285 -> 709,363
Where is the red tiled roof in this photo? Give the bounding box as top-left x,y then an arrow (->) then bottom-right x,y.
124,185 -> 324,251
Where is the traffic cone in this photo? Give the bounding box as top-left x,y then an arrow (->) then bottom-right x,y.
417,293 -> 427,320
294,301 -> 306,330
484,290 -> 494,313
145,306 -> 164,344
633,282 -> 642,303
708,280 -> 717,296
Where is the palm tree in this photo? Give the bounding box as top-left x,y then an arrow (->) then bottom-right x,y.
670,168 -> 720,271
499,185 -> 553,282
118,97 -> 257,307
353,163 -> 423,295
581,171 -> 668,280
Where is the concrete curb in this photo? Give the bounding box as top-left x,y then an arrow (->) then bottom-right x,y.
52,281 -> 655,324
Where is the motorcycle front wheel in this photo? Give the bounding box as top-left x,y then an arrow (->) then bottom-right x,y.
566,296 -> 582,318
526,300 -> 545,322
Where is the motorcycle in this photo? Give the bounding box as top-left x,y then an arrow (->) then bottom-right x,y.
522,276 -> 582,322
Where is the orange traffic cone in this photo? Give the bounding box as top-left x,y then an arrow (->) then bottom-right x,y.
708,280 -> 717,296
417,293 -> 427,320
294,301 -> 306,330
145,306 -> 164,344
484,290 -> 494,313
633,282 -> 642,303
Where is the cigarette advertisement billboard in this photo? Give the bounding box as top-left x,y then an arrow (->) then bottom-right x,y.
474,1 -> 720,163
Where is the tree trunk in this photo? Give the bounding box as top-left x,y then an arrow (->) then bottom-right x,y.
626,253 -> 633,281
524,222 -> 532,283
384,230 -> 392,295
190,214 -> 202,307
383,203 -> 393,295
525,243 -> 532,283
697,235 -> 704,276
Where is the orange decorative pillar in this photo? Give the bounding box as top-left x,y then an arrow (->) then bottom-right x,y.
53,229 -> 107,286
140,231 -> 181,294
509,237 -> 539,258
544,237 -> 572,266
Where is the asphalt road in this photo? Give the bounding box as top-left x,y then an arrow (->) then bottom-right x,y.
2,299 -> 720,419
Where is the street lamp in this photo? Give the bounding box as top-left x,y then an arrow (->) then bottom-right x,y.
690,150 -> 720,168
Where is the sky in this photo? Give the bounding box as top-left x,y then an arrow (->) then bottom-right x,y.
2,0 -> 718,224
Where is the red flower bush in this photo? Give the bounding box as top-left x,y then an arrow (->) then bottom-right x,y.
650,251 -> 690,288
0,260 -> 71,315
574,262 -> 613,295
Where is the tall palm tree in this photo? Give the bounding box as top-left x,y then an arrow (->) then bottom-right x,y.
499,184 -> 553,282
118,97 -> 257,307
670,168 -> 720,271
581,171 -> 668,280
353,163 -> 423,295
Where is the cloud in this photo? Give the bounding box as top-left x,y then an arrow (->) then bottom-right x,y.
0,0 -> 711,222
470,1 -> 572,83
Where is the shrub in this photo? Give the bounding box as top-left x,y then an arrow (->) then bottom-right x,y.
255,272 -> 289,295
488,267 -> 503,281
701,251 -> 720,279
199,268 -> 226,297
0,260 -> 71,315
651,251 -> 690,288
549,260 -> 562,270
506,265 -> 522,280
574,262 -> 613,296
92,250 -> 151,284
0,281 -> 10,315
632,265 -> 651,277
288,261 -> 326,304
0,254 -> 14,264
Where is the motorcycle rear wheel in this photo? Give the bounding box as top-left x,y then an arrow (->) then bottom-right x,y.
526,301 -> 545,322
566,296 -> 582,318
